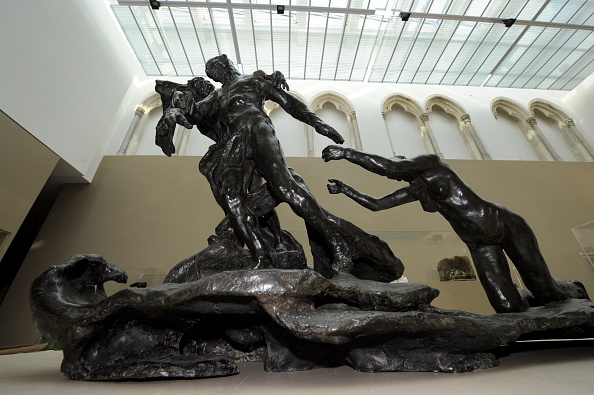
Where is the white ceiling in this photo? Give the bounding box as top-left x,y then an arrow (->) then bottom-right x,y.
110,0 -> 594,90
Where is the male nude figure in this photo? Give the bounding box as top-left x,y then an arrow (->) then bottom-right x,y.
322,145 -> 588,312
156,76 -> 287,263
158,54 -> 351,273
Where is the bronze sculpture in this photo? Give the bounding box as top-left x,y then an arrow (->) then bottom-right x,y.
157,55 -> 351,273
322,146 -> 588,313
155,74 -> 304,271
28,56 -> 594,382
155,54 -> 402,280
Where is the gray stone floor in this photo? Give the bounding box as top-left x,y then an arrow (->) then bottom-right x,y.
1,340 -> 594,394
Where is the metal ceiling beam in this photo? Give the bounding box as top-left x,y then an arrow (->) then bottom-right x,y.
288,8 -> 292,79
304,10 -> 312,78
319,11 -> 331,80
225,0 -> 242,66
451,21 -> 482,86
249,9 -> 258,70
149,7 -> 178,75
523,29 -> 579,89
270,10 -> 275,71
188,9 -> 207,64
349,14 -> 367,81
400,12 -> 594,31
334,13 -> 349,80
483,0 -> 552,87
129,6 -> 162,75
380,20 -> 404,83
412,19 -> 441,84
169,7 -> 194,75
396,18 -> 425,83
120,2 -> 594,32
522,4 -> 593,89
114,0 -> 594,89
118,1 -> 377,15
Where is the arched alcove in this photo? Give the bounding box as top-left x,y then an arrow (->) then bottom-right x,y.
118,91 -> 161,155
381,94 -> 433,157
425,95 -> 489,160
491,97 -> 560,161
310,92 -> 362,156
529,99 -> 594,162
123,89 -> 225,157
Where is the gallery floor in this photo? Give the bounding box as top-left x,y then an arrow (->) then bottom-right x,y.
1,340 -> 594,395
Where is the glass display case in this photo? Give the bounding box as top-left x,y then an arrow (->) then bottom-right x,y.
0,229 -> 10,251
572,220 -> 594,273
369,231 -> 475,282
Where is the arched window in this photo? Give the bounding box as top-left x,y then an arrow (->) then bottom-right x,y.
117,92 -> 160,156
530,99 -> 594,162
491,97 -> 560,161
425,95 -> 490,160
119,91 -> 207,156
381,94 -> 436,157
264,92 -> 309,157
310,92 -> 362,157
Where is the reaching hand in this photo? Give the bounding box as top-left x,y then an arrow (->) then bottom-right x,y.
173,108 -> 194,129
156,108 -> 194,156
271,71 -> 289,91
158,108 -> 193,132
322,145 -> 346,162
315,124 -> 344,144
262,70 -> 290,91
327,179 -> 345,194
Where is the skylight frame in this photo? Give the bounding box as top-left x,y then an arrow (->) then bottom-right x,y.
110,0 -> 594,90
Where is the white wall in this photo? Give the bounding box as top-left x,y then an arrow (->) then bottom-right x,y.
385,109 -> 425,158
0,0 -> 141,181
122,76 -> 594,162
563,72 -> 594,139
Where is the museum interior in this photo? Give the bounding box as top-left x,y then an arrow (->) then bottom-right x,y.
1,0 -> 594,393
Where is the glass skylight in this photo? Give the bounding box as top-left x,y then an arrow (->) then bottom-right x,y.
111,0 -> 594,90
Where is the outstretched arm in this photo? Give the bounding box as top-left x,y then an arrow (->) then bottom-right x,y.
322,145 -> 435,180
327,179 -> 417,211
260,81 -> 344,144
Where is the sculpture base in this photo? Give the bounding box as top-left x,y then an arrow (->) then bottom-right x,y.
30,255 -> 594,381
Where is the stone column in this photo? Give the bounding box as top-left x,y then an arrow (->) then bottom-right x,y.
420,113 -> 444,159
526,117 -> 562,161
176,126 -> 192,156
382,112 -> 397,157
117,107 -> 145,155
461,114 -> 491,160
307,126 -> 315,157
563,118 -> 594,161
349,111 -> 363,150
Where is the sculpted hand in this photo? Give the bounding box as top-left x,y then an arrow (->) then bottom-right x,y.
316,123 -> 344,144
322,145 -> 347,162
271,71 -> 289,91
156,108 -> 193,156
157,108 -> 193,133
327,179 -> 345,194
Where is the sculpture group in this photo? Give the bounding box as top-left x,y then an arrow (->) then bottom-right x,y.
30,55 -> 593,381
